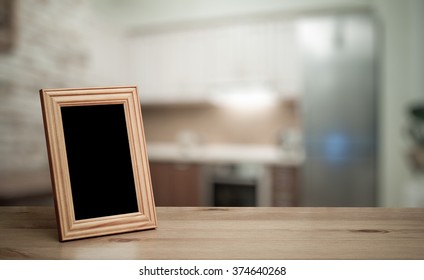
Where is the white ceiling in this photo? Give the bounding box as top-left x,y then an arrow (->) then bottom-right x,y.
90,0 -> 372,29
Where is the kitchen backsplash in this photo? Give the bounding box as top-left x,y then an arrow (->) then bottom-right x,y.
142,100 -> 299,145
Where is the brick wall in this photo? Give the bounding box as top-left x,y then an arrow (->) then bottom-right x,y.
0,0 -> 94,177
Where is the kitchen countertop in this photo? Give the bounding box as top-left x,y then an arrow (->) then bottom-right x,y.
147,143 -> 305,166
0,144 -> 303,201
1,206 -> 423,259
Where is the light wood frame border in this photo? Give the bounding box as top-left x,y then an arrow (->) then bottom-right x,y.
39,86 -> 157,241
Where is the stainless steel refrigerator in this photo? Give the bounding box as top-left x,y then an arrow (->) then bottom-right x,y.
298,12 -> 378,206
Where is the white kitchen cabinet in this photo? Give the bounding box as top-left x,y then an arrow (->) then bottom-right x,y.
128,19 -> 301,103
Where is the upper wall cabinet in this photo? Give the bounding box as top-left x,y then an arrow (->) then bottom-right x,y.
127,19 -> 301,103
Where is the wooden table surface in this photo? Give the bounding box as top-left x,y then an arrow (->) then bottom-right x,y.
0,207 -> 424,259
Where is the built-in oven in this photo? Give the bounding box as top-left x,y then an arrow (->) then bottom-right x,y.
214,177 -> 256,207
202,163 -> 271,207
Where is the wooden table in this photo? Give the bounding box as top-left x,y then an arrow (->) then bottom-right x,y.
1,207 -> 424,259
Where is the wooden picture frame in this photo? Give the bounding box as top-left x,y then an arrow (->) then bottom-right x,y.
39,86 -> 157,241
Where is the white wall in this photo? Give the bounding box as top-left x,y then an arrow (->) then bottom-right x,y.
85,21 -> 133,86
408,0 -> 424,102
374,0 -> 424,206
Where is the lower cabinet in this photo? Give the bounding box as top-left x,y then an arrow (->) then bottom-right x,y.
272,166 -> 299,207
149,161 -> 298,207
149,162 -> 200,206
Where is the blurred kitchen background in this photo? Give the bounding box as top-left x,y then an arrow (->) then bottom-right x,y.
1,0 -> 424,207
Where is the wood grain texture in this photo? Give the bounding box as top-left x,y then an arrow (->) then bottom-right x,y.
0,207 -> 424,259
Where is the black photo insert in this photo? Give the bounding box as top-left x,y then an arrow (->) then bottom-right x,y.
61,104 -> 139,220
